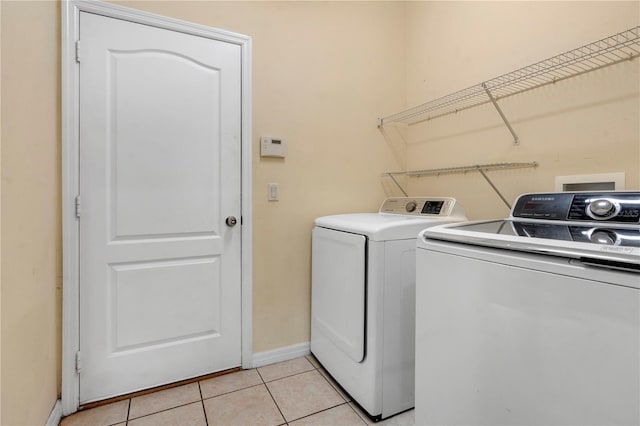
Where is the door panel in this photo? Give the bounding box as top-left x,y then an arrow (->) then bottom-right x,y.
112,258 -> 220,349
79,12 -> 241,403
109,50 -> 220,238
311,227 -> 366,363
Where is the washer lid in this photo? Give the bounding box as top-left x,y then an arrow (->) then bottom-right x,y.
315,213 -> 467,241
419,220 -> 640,268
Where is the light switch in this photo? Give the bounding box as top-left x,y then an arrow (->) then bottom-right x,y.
268,183 -> 279,201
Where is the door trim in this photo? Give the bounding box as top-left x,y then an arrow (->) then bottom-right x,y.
61,0 -> 253,415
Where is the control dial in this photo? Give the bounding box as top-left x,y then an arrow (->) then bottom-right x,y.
405,201 -> 417,213
589,229 -> 619,246
586,198 -> 620,220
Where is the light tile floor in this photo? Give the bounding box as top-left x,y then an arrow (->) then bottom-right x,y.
61,355 -> 415,426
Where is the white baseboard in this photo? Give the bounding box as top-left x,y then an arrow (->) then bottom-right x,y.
252,342 -> 310,368
47,399 -> 62,426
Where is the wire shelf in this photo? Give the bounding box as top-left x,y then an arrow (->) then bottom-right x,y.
383,162 -> 539,208
378,26 -> 640,127
384,161 -> 538,178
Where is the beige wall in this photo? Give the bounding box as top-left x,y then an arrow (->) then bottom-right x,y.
401,1 -> 640,219
1,1 -> 61,425
110,0 -> 407,352
1,2 -> 405,424
1,1 -> 638,425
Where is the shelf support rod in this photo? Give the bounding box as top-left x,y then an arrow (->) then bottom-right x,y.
482,83 -> 520,145
386,173 -> 408,197
477,167 -> 512,209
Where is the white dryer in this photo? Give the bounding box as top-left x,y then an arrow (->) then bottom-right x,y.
311,197 -> 466,420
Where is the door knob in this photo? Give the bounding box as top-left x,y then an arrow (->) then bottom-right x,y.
225,216 -> 238,227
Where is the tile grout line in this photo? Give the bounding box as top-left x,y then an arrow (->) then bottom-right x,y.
305,355 -> 320,370
260,358 -> 351,424
125,398 -> 131,425
260,366 -> 316,384
78,368 -> 241,413
307,355 -> 347,397
69,357 -> 372,426
201,382 -> 264,401
198,380 -> 209,426
316,372 -> 391,424
346,402 -> 370,425
125,399 -> 203,423
316,368 -> 351,404
257,356 -> 316,382
256,367 -> 289,425
308,356 -> 369,424
286,401 -> 355,424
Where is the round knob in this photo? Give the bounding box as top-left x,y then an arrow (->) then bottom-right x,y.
225,216 -> 238,227
590,230 -> 617,246
587,199 -> 618,220
406,201 -> 417,213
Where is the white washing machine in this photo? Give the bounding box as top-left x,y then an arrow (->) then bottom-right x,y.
415,191 -> 640,426
311,197 -> 466,420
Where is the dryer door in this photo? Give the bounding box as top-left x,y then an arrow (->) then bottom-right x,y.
311,227 -> 366,362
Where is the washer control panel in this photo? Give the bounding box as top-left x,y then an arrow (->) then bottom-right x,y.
512,192 -> 640,223
380,197 -> 459,216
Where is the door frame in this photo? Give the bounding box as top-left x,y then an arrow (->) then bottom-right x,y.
61,0 -> 253,415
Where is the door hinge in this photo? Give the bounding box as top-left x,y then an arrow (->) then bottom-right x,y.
75,40 -> 81,63
75,351 -> 82,373
75,196 -> 81,218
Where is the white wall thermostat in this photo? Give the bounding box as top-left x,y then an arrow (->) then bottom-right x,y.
261,136 -> 287,158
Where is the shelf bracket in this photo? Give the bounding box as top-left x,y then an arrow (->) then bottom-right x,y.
482,83 -> 520,145
386,173 -> 408,197
477,167 -> 512,209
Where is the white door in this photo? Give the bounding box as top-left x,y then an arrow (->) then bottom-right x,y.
78,12 -> 242,403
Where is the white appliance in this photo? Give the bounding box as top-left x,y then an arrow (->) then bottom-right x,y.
311,197 -> 467,420
415,191 -> 640,426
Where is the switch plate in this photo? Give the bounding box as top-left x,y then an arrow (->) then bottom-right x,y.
261,137 -> 287,158
268,183 -> 279,201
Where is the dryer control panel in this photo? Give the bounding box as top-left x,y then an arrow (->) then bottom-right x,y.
512,192 -> 640,223
379,197 -> 461,217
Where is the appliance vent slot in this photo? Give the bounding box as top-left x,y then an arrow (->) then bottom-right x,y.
579,257 -> 640,273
